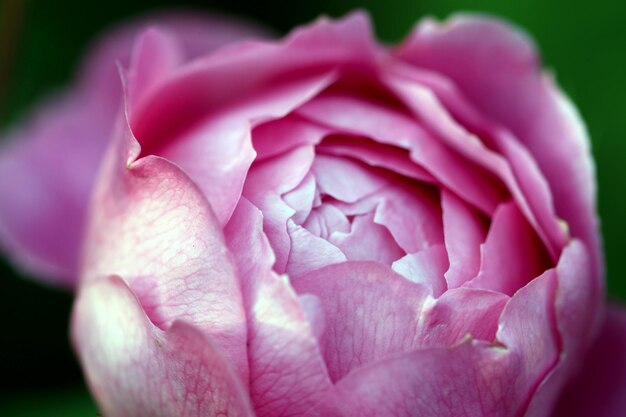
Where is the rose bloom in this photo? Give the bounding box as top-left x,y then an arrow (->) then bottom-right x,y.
1,10 -> 625,417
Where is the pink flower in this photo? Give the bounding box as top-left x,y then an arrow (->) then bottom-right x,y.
1,10 -> 625,417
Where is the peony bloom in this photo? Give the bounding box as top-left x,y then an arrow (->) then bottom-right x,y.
1,10 -> 625,417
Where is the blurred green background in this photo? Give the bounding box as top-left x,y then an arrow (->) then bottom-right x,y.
0,0 -> 624,414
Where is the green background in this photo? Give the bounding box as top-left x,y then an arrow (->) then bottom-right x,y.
1,0 -> 624,414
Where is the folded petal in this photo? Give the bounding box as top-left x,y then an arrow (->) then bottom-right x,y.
153,71 -> 336,225
329,212 -> 404,265
312,155 -> 388,203
398,15 -> 601,277
391,245 -> 448,296
386,63 -> 568,261
303,204 -> 351,239
253,115 -> 329,161
82,120 -> 248,381
441,190 -> 488,288
287,220 -> 348,277
524,240 -> 602,416
417,287 -> 508,345
225,198 -> 332,417
72,276 -> 254,417
552,304 -> 626,417
244,146 -> 316,273
370,182 -> 443,253
129,12 -> 379,224
384,76 -> 562,261
311,157 -> 444,255
465,202 -> 551,296
316,135 -> 435,184
297,92 -> 508,215
305,262 -> 559,417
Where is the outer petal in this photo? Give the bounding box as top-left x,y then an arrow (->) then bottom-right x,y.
305,267 -> 560,417
130,12 -> 379,224
81,118 -> 248,381
385,62 -> 568,262
552,304 -> 626,417
0,94 -> 109,285
0,11 -> 270,286
224,198 -> 332,417
152,71 -> 336,225
397,15 -> 601,278
383,76 -> 562,261
524,240 -> 602,416
72,275 -> 254,417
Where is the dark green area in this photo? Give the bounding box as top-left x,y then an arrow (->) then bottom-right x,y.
1,0 -> 625,413
0,387 -> 97,417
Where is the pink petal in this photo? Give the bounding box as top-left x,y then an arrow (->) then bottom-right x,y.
384,75 -> 561,261
291,261 -> 429,382
154,71 -> 336,225
310,153 -> 443,255
78,12 -> 271,100
0,11 -> 271,286
391,245 -> 448,296
303,202 -> 351,239
316,135 -> 435,184
386,62 -> 568,261
329,213 -> 405,264
370,182 -> 443,253
465,202 -> 552,296
312,155 -> 388,203
286,220 -> 348,277
297,92 -> 508,215
283,172 -> 318,224
417,287 -> 508,345
325,180 -> 443,255
0,95 -> 107,285
224,198 -> 333,417
298,293 -> 326,342
398,15 -> 601,277
552,304 -> 626,417
125,29 -> 184,112
524,240 -> 603,416
306,262 -> 559,417
72,276 -> 254,417
82,121 -> 248,381
441,190 -> 488,289
128,11 -> 379,225
253,115 -> 330,161
244,146 -> 316,273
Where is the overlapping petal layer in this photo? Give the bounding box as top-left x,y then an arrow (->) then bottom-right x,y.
74,12 -> 605,417
0,9 -> 610,417
73,275 -> 254,417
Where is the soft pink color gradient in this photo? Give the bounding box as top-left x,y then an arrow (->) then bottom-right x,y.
1,10 -> 623,417
0,11 -> 271,286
